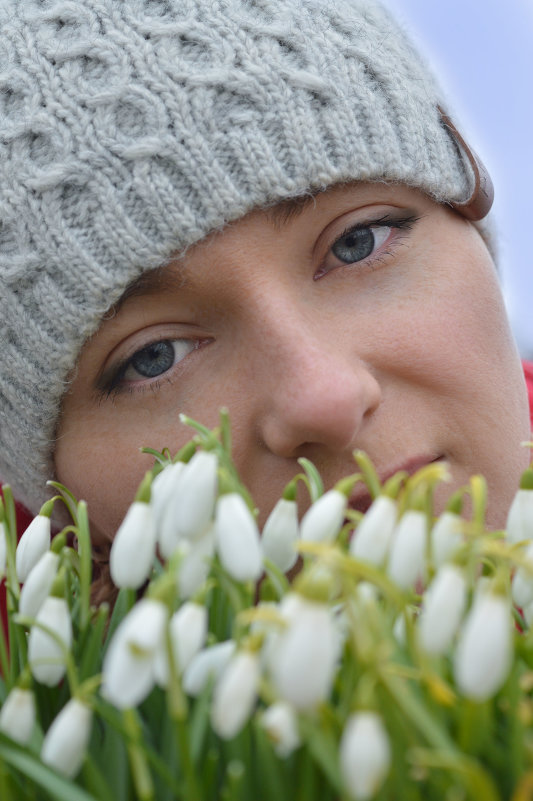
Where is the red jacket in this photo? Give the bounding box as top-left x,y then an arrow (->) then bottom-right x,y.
524,361 -> 533,427
2,361 -> 533,632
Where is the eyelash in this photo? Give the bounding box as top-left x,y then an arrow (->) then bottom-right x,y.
98,212 -> 421,400
97,338 -> 204,400
315,213 -> 421,279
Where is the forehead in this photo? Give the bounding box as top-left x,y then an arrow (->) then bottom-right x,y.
117,193 -> 319,306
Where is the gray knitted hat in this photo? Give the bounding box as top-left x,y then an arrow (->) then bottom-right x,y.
0,0 -> 488,514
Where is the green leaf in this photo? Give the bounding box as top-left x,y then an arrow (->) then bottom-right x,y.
78,605 -> 109,682
46,481 -> 79,524
103,589 -> 136,653
0,737 -> 98,801
297,458 -> 324,502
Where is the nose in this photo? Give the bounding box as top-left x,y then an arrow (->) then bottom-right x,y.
255,325 -> 382,459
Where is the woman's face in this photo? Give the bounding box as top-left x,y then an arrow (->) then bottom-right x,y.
54,183 -> 531,543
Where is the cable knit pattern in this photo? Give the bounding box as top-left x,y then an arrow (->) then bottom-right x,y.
0,0 -> 473,513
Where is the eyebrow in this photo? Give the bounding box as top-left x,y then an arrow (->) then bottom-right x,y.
113,192 -> 322,310
112,265 -> 188,311
264,192 -> 318,227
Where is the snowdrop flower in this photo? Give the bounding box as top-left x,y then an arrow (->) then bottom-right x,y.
300,489 -> 347,544
110,501 -> 157,589
261,498 -> 299,572
16,514 -> 51,583
392,613 -> 407,646
183,640 -> 236,697
211,649 -> 260,739
176,527 -> 215,599
512,540 -> 533,609
154,602 -> 207,687
431,511 -> 463,567
102,598 -> 168,709
269,593 -> 337,710
41,698 -> 92,779
261,702 -> 301,757
417,565 -> 467,654
215,493 -> 263,582
19,551 -> 59,620
454,590 -> 512,701
387,510 -> 427,590
0,688 -> 36,745
506,472 -> 533,545
160,450 -> 218,554
0,521 -> 6,579
150,462 -> 185,533
28,596 -> 72,686
350,495 -> 397,566
355,582 -> 379,606
340,711 -> 391,800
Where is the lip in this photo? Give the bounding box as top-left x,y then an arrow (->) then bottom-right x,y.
348,454 -> 444,513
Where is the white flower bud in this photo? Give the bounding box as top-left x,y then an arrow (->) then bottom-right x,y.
261,499 -> 299,572
160,451 -> 218,553
150,462 -> 186,533
110,502 -> 156,589
300,490 -> 347,543
431,511 -> 463,567
41,698 -> 92,779
353,582 -> 377,606
269,594 -> 337,710
506,487 -> 533,545
418,565 -> 467,654
154,602 -> 207,687
340,711 -> 391,800
454,591 -> 512,701
16,515 -> 51,583
0,688 -> 36,745
512,540 -> 533,609
392,613 -> 407,646
387,510 -> 427,590
28,596 -> 72,686
261,702 -> 300,757
0,522 -> 6,579
215,493 -> 263,582
183,640 -> 236,697
350,496 -> 397,566
19,551 -> 60,619
176,527 -> 215,599
102,599 -> 167,709
211,650 -> 260,739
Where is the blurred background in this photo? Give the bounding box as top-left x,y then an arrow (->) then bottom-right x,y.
382,0 -> 533,358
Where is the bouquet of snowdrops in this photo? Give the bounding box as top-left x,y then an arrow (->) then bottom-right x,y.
1,411 -> 533,801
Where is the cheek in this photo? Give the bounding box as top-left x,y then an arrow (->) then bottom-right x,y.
55,420 -> 153,539
54,379 -> 249,539
373,242 -> 514,388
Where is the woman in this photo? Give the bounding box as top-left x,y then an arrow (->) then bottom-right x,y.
0,0 -> 531,562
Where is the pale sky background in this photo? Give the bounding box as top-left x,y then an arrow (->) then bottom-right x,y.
381,0 -> 533,358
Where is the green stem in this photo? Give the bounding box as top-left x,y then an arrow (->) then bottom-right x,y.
297,458 -> 324,502
76,502 -> 92,633
2,486 -> 20,602
381,671 -> 500,800
0,606 -> 10,680
174,718 -> 202,801
123,709 -> 155,801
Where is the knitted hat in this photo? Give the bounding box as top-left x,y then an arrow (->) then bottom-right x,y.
0,0 -> 489,514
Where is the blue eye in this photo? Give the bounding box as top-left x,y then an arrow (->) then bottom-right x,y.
128,341 -> 175,378
122,339 -> 196,382
315,213 -> 420,280
332,226 -> 389,264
